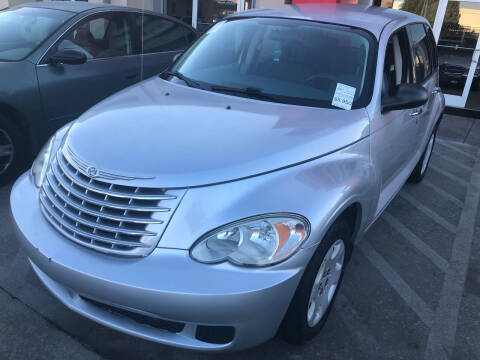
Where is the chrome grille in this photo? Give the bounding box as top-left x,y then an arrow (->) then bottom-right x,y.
39,147 -> 185,257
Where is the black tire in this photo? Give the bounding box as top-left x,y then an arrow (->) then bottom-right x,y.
280,218 -> 353,344
408,126 -> 437,184
0,115 -> 27,186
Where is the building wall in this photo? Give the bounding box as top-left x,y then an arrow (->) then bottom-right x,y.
254,0 -> 373,7
254,0 -> 284,7
1,0 -> 35,10
90,0 -> 161,11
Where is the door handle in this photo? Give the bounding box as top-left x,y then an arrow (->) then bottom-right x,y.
125,73 -> 138,80
410,109 -> 423,117
431,87 -> 442,94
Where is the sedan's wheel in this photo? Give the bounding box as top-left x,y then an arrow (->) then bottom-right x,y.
0,127 -> 14,175
281,218 -> 352,344
307,239 -> 345,327
408,127 -> 437,184
0,115 -> 27,186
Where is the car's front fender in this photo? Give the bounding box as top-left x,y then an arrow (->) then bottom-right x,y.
158,136 -> 379,252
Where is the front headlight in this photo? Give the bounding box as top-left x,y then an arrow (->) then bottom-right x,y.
190,214 -> 310,266
30,135 -> 55,188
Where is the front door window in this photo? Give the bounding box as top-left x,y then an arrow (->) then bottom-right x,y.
58,13 -> 134,60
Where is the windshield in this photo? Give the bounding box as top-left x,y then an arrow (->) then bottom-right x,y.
170,17 -> 376,109
0,7 -> 72,61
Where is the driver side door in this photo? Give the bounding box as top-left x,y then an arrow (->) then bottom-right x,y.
36,11 -> 141,132
372,27 -> 419,215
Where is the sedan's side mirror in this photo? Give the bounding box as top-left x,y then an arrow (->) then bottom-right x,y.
50,49 -> 87,66
381,84 -> 429,113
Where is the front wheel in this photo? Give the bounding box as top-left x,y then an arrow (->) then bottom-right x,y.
280,219 -> 352,344
0,115 -> 27,186
408,128 -> 436,184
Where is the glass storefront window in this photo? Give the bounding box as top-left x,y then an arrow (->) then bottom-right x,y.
438,2 -> 480,99
391,0 -> 440,26
164,0 -> 193,26
197,0 -> 237,33
466,72 -> 480,110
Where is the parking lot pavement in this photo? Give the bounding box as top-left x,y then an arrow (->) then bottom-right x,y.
1,135 -> 479,360
438,113 -> 480,147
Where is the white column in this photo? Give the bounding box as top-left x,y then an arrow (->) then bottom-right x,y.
237,0 -> 246,12
192,0 -> 198,28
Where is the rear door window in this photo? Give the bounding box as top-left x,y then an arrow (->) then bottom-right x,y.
138,15 -> 195,53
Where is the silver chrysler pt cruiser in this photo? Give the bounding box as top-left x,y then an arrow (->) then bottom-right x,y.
11,4 -> 444,351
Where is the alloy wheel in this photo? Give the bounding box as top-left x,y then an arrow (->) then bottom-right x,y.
307,239 -> 345,327
421,132 -> 435,175
0,128 -> 14,175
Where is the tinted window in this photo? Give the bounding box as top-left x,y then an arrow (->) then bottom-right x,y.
383,29 -> 413,96
57,13 -> 133,59
171,18 -> 376,110
0,7 -> 71,61
139,15 -> 192,53
408,23 -> 432,83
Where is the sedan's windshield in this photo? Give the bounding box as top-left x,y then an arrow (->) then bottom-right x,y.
0,7 -> 72,61
170,17 -> 376,109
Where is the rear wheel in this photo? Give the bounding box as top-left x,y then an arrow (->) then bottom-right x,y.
408,128 -> 436,184
0,115 -> 27,186
280,218 -> 353,344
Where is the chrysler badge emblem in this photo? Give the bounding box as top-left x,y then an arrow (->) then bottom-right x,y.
86,166 -> 98,178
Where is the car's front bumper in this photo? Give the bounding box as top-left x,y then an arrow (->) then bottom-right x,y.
10,174 -> 311,351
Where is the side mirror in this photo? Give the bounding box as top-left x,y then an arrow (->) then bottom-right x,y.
381,84 -> 429,113
50,49 -> 87,66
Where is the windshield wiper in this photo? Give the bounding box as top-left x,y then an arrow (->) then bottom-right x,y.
162,71 -> 204,89
210,85 -> 286,104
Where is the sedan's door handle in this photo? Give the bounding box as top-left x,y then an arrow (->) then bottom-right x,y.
410,108 -> 423,117
126,73 -> 138,80
432,87 -> 442,94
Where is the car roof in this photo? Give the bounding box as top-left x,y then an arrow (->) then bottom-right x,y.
13,1 -> 123,14
229,4 -> 427,39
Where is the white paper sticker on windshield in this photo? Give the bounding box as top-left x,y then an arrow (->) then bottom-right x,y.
332,83 -> 356,110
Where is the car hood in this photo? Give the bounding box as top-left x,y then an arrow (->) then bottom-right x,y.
64,77 -> 370,188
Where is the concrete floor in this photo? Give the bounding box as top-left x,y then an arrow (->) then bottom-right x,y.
437,113 -> 480,147
1,117 -> 479,360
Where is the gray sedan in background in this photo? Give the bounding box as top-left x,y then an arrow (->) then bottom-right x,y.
0,1 -> 197,184
11,4 -> 444,352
